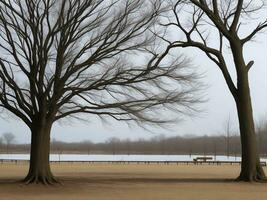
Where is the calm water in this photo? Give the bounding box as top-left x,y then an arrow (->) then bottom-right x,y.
0,154 -> 263,162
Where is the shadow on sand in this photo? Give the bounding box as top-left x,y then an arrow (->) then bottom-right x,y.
0,177 -> 236,186
60,177 -> 235,185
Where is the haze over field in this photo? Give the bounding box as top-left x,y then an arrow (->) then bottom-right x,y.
1,35 -> 267,144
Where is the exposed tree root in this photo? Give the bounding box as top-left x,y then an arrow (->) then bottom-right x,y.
235,161 -> 267,183
23,172 -> 60,185
235,171 -> 267,183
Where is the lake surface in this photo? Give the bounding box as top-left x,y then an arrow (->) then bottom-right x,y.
1,154 -> 265,162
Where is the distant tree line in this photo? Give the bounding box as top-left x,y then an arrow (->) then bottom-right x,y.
51,134 -> 242,156
4,120 -> 267,157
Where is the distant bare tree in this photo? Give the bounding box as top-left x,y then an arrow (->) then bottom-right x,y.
0,0 -> 200,184
256,119 -> 267,156
124,138 -> 131,155
223,116 -> 232,158
3,132 -> 15,153
0,136 -> 3,152
106,137 -> 121,155
162,0 -> 267,182
82,140 -> 93,155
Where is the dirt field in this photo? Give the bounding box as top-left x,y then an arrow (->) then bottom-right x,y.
0,163 -> 267,200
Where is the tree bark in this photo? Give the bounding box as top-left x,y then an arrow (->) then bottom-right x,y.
235,70 -> 266,182
23,120 -> 58,184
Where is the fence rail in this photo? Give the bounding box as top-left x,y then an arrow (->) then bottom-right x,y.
0,159 -> 266,166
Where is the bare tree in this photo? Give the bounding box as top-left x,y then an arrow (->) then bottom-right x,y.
0,136 -> 3,152
3,132 -> 15,153
256,118 -> 267,157
223,115 -> 231,158
106,137 -> 121,155
161,0 -> 267,181
0,0 -> 200,184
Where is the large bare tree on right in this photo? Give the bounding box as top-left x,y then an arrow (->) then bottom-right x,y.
164,0 -> 267,182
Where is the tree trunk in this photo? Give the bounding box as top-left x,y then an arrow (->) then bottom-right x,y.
23,120 -> 58,184
235,70 -> 266,182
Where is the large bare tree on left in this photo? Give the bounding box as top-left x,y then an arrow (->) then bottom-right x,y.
0,0 -> 200,184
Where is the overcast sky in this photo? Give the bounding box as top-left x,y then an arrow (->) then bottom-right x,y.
1,8 -> 267,144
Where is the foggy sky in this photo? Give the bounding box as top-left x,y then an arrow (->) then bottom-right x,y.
1,13 -> 267,144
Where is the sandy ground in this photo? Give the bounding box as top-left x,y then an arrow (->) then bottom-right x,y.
0,163 -> 267,200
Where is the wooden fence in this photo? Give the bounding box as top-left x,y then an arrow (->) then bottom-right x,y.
0,159 -> 266,166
